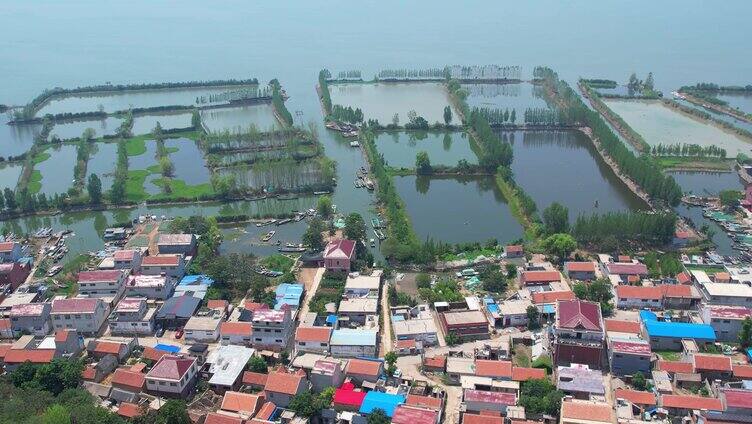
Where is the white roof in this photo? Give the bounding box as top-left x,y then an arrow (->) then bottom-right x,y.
446,357 -> 475,375
185,316 -> 222,331
464,296 -> 481,311
37,336 -> 57,349
338,298 -> 378,314
206,345 -> 255,387
726,266 -> 752,284
345,274 -> 381,291
703,282 -> 752,298
690,270 -> 712,285
392,318 -> 438,337
500,299 -> 532,316
0,293 -> 38,309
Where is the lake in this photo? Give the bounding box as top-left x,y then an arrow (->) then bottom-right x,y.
0,114 -> 39,159
463,82 -> 550,118
329,82 -> 457,125
0,163 -> 23,193
506,130 -> 648,219
35,144 -> 77,196
86,142 -> 119,190
200,104 -> 279,134
717,93 -> 752,115
667,170 -> 743,196
393,175 -> 524,244
49,116 -> 122,141
604,99 -> 752,156
374,131 -> 476,169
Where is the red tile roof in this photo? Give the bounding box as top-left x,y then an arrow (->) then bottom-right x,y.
722,389 -> 752,410
395,339 -> 417,349
295,326 -> 332,343
566,262 -> 596,272
560,401 -> 613,423
264,371 -> 304,396
511,367 -> 546,381
704,305 -> 752,320
55,329 -> 76,342
142,255 -> 180,266
392,405 -> 440,424
662,284 -> 697,298
0,241 -> 16,252
244,302 -> 269,312
734,364 -> 752,379
532,290 -> 575,305
657,360 -> 694,374
346,358 -> 382,377
78,270 -> 122,282
111,368 -> 146,391
82,365 -> 97,381
462,413 -> 503,424
474,360 -> 512,378
93,341 -> 124,355
4,349 -> 55,364
693,354 -> 732,372
607,262 -> 648,275
521,270 -> 561,284
204,413 -> 244,424
423,355 -> 446,370
51,298 -> 100,313
0,344 -> 12,360
661,394 -> 723,411
610,339 -> 651,356
141,346 -> 167,362
604,319 -> 642,334
117,402 -> 143,418
506,245 -> 523,253
255,402 -> 277,420
615,285 -> 663,300
221,321 -> 253,336
557,300 -> 602,331
406,394 -> 442,411
10,303 -> 48,317
324,239 -> 356,259
113,250 -> 137,261
242,371 -> 269,387
614,389 -> 656,406
676,272 -> 691,284
463,389 -> 516,405
221,391 -> 265,414
147,355 -> 195,381
207,299 -> 228,310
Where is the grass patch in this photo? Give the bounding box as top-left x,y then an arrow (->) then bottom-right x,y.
513,344 -> 532,367
150,178 -> 215,200
685,264 -> 725,273
27,170 -> 43,194
262,254 -> 295,272
440,246 -> 501,262
386,166 -> 416,176
126,169 -> 151,202
655,156 -> 733,171
655,350 -> 681,361
125,136 -> 148,156
32,152 -> 51,165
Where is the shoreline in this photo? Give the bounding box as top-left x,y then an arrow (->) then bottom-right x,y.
679,91 -> 752,124
578,81 -> 648,152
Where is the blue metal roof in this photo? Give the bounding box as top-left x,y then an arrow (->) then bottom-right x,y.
359,391 -> 405,417
179,274 -> 215,287
644,320 -> 716,340
542,304 -> 555,314
330,329 -> 377,347
154,343 -> 181,353
639,310 -> 658,322
326,314 -> 338,325
275,283 -> 304,310
746,348 -> 752,363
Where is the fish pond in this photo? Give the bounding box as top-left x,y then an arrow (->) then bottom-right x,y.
604,99 -> 752,156
0,163 -> 23,193
164,138 -> 211,185
0,114 -> 40,159
462,82 -> 551,117
375,131 -> 477,169
126,140 -> 162,195
36,85 -> 258,116
329,82 -> 457,125
49,116 -> 122,141
506,130 -> 648,219
86,142 -> 119,190
393,175 -> 524,244
667,170 -> 743,196
201,104 -> 279,134
33,144 -> 78,195
131,113 -> 193,136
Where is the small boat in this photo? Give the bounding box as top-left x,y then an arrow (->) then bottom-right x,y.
256,219 -> 277,227
364,179 -> 374,190
354,180 -> 363,188
313,191 -> 330,195
276,218 -> 293,226
279,243 -> 307,253
360,167 -> 367,174
46,265 -> 62,277
374,229 -> 386,240
261,231 -> 276,242
350,140 -> 360,147
370,238 -> 376,248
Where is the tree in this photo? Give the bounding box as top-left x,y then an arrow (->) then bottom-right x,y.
81,127 -> 96,142
720,190 -> 743,208
542,233 -> 577,262
445,332 -> 460,346
532,355 -> 553,374
519,379 -> 564,416
573,279 -> 614,316
4,188 -> 16,210
415,151 -> 432,175
303,218 -> 326,251
385,351 -> 398,376
344,213 -> 367,242
288,391 -> 317,418
632,371 -> 647,391
481,265 -> 507,293
505,263 -> 517,278
317,195 -> 333,218
40,404 -> 71,424
367,409 -> 390,424
392,113 -> 400,127
159,157 -> 174,177
526,306 -> 540,330
740,317 -> 752,348
644,72 -> 655,91
248,356 -> 268,373
191,110 -> 201,129
0,193 -> 4,210
87,174 -> 102,204
154,400 -> 191,424
443,106 -> 453,125
415,273 -> 431,289
542,202 -> 569,234
510,109 -> 516,123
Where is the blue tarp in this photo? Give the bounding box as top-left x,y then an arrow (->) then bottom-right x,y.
486,304 -> 500,314
542,304 -> 555,314
639,310 -> 658,322
641,309 -> 715,340
359,392 -> 405,417
154,344 -> 180,353
179,274 -> 215,286
326,314 -> 338,325
746,348 -> 752,363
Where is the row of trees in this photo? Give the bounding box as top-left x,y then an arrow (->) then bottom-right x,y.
523,107 -> 567,125
196,86 -> 271,104
271,79 -> 293,126
538,67 -> 683,206
109,139 -> 129,204
472,107 -> 517,124
319,70 -> 333,114
627,72 -> 656,96
466,108 -> 513,171
336,70 -> 362,80
448,65 -> 521,80
331,104 -> 364,123
116,110 -> 133,138
650,143 -> 727,158
571,211 -> 677,247
377,68 -> 446,80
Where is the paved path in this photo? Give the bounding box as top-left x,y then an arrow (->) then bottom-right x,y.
297,267 -> 325,318
379,279 -> 393,356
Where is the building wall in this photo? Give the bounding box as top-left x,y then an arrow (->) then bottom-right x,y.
331,344 -> 377,358
78,279 -> 125,299
185,328 -> 220,343
616,297 -> 662,310
221,333 -> 252,346
141,262 -> 185,278
146,364 -> 198,397
311,367 -> 345,392
648,335 -> 712,351
109,318 -> 154,335
567,271 -> 596,281
125,283 -> 174,300
251,320 -> 293,350
501,313 -> 527,327
0,245 -> 22,263
296,340 -> 329,355
609,352 -> 651,376
706,318 -> 743,342
325,258 -> 350,272
51,305 -> 108,335
10,314 -> 51,336
157,240 -> 196,256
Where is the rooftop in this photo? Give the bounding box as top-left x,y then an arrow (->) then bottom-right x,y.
474,360 -> 512,379
405,394 -> 442,411
614,388 -> 656,406
560,400 -> 613,423
346,358 -> 382,376
521,270 -> 561,284
345,273 -> 381,290
657,360 -> 694,374
330,329 -> 377,346
661,394 -> 723,411
252,309 -> 287,323
463,389 -> 516,405
156,295 -> 201,319
113,250 -> 137,261
78,270 -> 123,283
111,368 -> 146,390
703,282 -> 752,298
127,274 -> 169,288
693,354 -> 732,372
461,413 -> 503,424
391,405 -> 439,424
616,285 -> 663,300
221,391 -> 265,415
334,383 -> 366,407
207,345 -> 255,387
704,305 -> 752,320
115,297 -> 145,312
442,310 -> 488,326
221,321 -> 252,336
264,370 -> 304,395
51,298 -> 100,314
204,413 -> 243,424
722,389 -> 752,410
604,319 -> 641,335
565,262 -> 596,273
642,315 -> 716,341
338,298 -> 378,314
606,262 -> 648,275
9,302 -> 48,317
147,355 -> 195,381
557,366 -> 605,395
157,234 -> 194,246
324,239 -> 356,259
142,255 -> 181,267
511,367 -> 547,382
359,391 -> 406,417
532,290 -> 575,305
557,300 -> 602,332
242,371 -> 268,387
609,338 -> 651,356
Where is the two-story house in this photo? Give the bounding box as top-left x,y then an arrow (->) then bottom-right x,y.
157,234 -> 197,256
141,255 -> 186,279
294,326 -> 332,355
323,239 -> 355,272
108,297 -> 155,335
125,274 -> 176,300
50,298 -> 109,335
220,321 -> 253,346
9,302 -> 51,336
77,270 -> 127,302
0,241 -> 23,263
263,370 -> 308,407
250,308 -> 293,350
113,249 -> 142,272
553,299 -> 605,369
145,355 -> 198,398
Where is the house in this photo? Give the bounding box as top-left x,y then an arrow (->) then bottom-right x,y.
661,284 -> 701,309
393,319 -> 438,346
446,357 -> 476,383
505,245 -> 524,259
532,290 -> 575,308
77,270 -> 127,301
615,285 -> 663,310
520,270 -> 561,286
345,358 -> 384,384
699,282 -> 752,306
110,368 -> 146,404
560,400 -> 614,424
145,355 -> 198,397
264,370 -> 308,407
462,389 -> 516,414
405,394 -> 443,412
360,391 -> 406,417
250,308 -> 293,350
721,388 -> 752,415
608,337 -> 651,376
295,326 -> 332,354
392,405 -> 440,424
125,274 -> 176,300
205,345 -> 255,392
174,274 -> 215,300
338,298 -> 378,325
334,381 -> 367,411
9,303 -> 51,336
204,413 -> 243,424
439,310 -> 489,341
109,297 -> 156,335
274,283 -> 304,311
423,355 -> 447,373
461,413 -> 503,424
184,314 -> 222,343
141,254 -> 186,278
605,262 -> 648,284
155,294 -> 201,330
0,262 -> 30,291
604,319 -> 642,338
0,241 -> 23,263
693,354 -> 732,380
50,298 -> 108,335
614,388 -> 656,409
113,249 -> 142,271
496,299 -> 532,327
323,239 -> 356,272
330,329 -> 378,358
557,365 -> 606,399
565,262 -> 597,281
640,310 -> 716,350
661,394 -> 724,415
656,360 -> 694,375
242,371 -> 268,391
157,233 -> 197,256
3,349 -> 56,371
701,305 -> 752,342
344,272 -> 382,298
220,391 -> 265,418
553,300 -> 605,369
310,359 -> 346,392
474,360 -> 512,380
87,340 -> 131,362
733,364 -> 752,381
220,321 -> 253,346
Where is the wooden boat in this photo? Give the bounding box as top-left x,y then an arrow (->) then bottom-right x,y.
276,218 -> 293,226
261,231 -> 276,242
